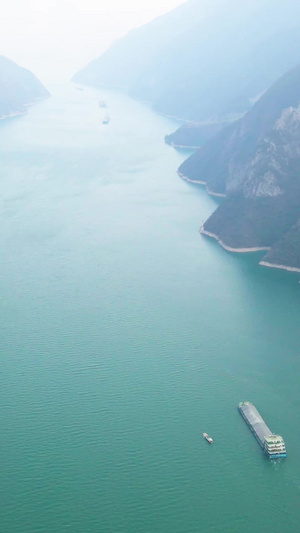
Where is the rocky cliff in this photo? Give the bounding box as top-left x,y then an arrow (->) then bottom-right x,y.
0,56 -> 49,119
179,65 -> 300,271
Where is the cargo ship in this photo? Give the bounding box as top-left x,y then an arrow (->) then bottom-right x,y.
239,402 -> 286,459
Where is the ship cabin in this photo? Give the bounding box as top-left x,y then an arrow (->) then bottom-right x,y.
263,435 -> 286,458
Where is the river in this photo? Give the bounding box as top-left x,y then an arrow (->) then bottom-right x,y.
1,82 -> 300,532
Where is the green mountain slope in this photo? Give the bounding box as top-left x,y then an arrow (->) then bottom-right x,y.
0,56 -> 49,119
179,64 -> 300,270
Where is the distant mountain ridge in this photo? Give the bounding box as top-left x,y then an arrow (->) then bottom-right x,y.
0,56 -> 49,119
73,0 -> 300,123
179,64 -> 300,271
73,1 -> 300,271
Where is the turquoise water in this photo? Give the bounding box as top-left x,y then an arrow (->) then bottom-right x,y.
1,83 -> 300,533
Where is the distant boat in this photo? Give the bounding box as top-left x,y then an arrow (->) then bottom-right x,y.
102,114 -> 110,124
203,432 -> 213,444
99,101 -> 107,108
75,87 -> 84,91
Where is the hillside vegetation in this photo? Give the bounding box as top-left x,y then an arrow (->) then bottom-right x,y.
179,65 -> 300,270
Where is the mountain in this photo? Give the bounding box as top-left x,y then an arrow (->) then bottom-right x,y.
0,56 -> 49,119
73,0 -> 300,123
165,121 -> 229,148
179,64 -> 300,271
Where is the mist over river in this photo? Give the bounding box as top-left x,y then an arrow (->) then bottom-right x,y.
1,83 -> 300,533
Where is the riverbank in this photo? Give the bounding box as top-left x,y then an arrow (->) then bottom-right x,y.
0,110 -> 26,121
201,227 -> 300,273
178,171 -> 226,198
259,261 -> 300,273
168,142 -> 200,149
0,96 -> 49,122
178,167 -> 299,274
200,227 -> 270,253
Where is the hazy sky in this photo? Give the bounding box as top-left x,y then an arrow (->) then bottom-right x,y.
0,0 -> 186,82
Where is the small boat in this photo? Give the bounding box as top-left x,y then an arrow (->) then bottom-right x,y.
75,87 -> 84,91
203,432 -> 213,444
102,114 -> 110,125
99,101 -> 107,108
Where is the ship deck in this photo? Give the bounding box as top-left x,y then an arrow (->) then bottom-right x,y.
239,403 -> 273,445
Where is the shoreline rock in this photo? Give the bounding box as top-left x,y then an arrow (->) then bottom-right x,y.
201,227 -> 300,273
200,228 -> 270,253
259,261 -> 300,273
178,171 -> 226,198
